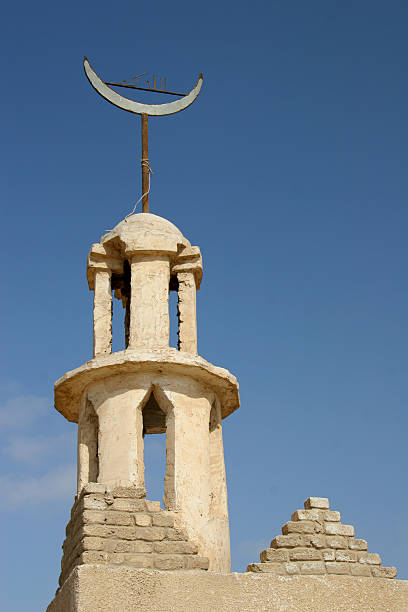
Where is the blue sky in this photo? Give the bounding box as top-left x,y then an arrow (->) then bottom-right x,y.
1,1 -> 408,609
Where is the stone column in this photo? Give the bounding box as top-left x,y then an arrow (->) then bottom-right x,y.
129,255 -> 170,350
208,400 -> 230,571
167,392 -> 213,562
93,269 -> 112,357
177,271 -> 197,354
94,389 -> 145,489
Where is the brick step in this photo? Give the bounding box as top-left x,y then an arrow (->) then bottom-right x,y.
59,484 -> 209,586
246,497 -> 397,580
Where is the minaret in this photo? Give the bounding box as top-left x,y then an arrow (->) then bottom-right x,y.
53,212 -> 239,587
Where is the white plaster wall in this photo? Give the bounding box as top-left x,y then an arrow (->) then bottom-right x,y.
93,269 -> 112,356
80,371 -> 231,571
129,255 -> 170,349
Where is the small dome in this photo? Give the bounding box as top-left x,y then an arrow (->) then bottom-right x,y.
101,213 -> 190,255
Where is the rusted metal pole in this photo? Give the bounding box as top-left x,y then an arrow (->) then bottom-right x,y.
141,113 -> 149,213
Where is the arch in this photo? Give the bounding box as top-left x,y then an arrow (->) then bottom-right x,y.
142,391 -> 166,435
77,397 -> 99,492
139,385 -> 176,510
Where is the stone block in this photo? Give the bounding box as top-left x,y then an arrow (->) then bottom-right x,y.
322,550 -> 335,561
325,523 -> 354,537
282,521 -> 320,535
289,548 -> 322,561
83,483 -> 106,495
185,556 -> 210,570
307,535 -> 327,549
83,510 -> 133,526
246,563 -> 288,575
152,513 -> 175,527
103,539 -> 152,554
112,498 -> 147,512
108,553 -> 125,564
326,536 -> 347,549
154,541 -> 198,554
326,562 -> 350,575
324,511 -> 341,522
304,497 -> 330,510
105,492 -> 114,506
165,528 -> 188,541
134,526 -> 166,541
260,549 -> 289,563
285,562 -> 300,575
335,550 -> 357,563
270,535 -> 305,549
133,513 -> 152,527
371,566 -> 397,579
79,551 -> 108,564
81,524 -> 113,539
291,509 -> 321,522
350,564 -> 372,577
82,524 -> 136,540
154,555 -> 185,570
299,561 -> 326,575
124,554 -> 153,568
146,500 -> 161,512
126,540 -> 154,554
358,552 -> 381,565
348,538 -> 368,551
82,495 -> 107,511
81,537 -> 104,551
112,486 -> 146,499
81,510 -> 105,525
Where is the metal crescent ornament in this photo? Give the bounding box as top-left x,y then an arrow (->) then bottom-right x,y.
83,57 -> 203,116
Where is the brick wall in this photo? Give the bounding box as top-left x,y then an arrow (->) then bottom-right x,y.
59,483 -> 209,588
247,497 -> 396,579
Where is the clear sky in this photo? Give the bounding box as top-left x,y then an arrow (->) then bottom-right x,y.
1,1 -> 407,609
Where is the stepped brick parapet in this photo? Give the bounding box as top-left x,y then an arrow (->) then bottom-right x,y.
59,484 -> 209,587
247,497 -> 397,579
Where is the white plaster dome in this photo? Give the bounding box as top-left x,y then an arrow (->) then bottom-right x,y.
101,213 -> 190,255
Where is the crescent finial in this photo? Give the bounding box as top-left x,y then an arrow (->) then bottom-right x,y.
83,58 -> 203,117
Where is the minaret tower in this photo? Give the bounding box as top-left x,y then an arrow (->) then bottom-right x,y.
53,212 -> 240,586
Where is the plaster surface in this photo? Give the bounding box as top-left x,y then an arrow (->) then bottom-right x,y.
54,348 -> 239,423
101,213 -> 189,255
47,565 -> 408,612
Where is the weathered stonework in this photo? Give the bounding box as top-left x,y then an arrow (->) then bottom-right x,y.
59,484 -> 209,588
46,212 -> 405,611
47,566 -> 408,612
247,497 -> 397,579
54,213 -> 238,578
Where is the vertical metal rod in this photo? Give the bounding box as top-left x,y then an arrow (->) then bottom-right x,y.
141,113 -> 149,213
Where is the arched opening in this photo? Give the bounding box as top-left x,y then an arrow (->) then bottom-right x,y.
87,401 -> 99,483
111,260 -> 131,351
169,275 -> 179,348
142,392 -> 167,504
78,399 -> 99,491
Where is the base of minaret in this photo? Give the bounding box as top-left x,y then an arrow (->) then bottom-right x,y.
55,348 -> 239,573
47,566 -> 408,612
58,484 -> 209,587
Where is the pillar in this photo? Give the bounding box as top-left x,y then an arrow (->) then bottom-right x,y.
129,255 -> 170,349
177,271 -> 197,354
208,400 -> 230,571
90,388 -> 146,489
93,269 -> 112,357
164,390 -> 214,562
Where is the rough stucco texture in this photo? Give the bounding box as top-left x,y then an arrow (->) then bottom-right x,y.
47,565 -> 408,612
